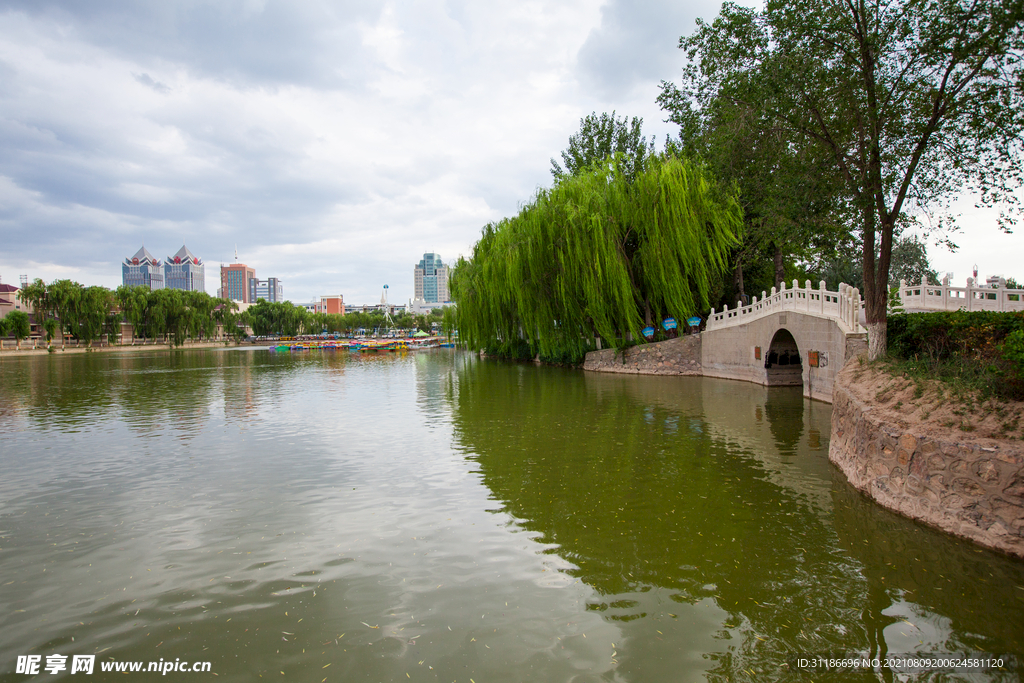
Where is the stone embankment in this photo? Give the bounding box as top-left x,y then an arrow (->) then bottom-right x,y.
582,335 -> 701,375
830,363 -> 1024,558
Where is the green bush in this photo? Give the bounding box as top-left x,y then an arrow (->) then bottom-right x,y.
484,339 -> 534,362
1002,330 -> 1024,378
887,312 -> 1024,400
888,311 -> 1024,361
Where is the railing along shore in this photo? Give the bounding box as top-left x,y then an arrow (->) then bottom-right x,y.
706,279 -> 864,334
897,276 -> 1024,313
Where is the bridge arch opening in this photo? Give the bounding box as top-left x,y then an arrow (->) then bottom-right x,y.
764,328 -> 802,387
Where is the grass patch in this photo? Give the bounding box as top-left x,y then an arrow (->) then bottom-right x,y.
874,354 -> 1023,403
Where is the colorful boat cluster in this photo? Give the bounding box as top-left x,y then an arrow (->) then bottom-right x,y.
269,338 -> 453,353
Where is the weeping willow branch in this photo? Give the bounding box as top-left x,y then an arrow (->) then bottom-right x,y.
450,155 -> 741,363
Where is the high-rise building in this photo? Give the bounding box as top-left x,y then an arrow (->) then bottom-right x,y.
413,253 -> 449,303
164,245 -> 205,292
249,277 -> 284,303
221,262 -> 255,303
122,246 -> 164,290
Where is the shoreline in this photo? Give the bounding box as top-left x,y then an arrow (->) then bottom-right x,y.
829,361 -> 1024,558
0,340 -> 247,359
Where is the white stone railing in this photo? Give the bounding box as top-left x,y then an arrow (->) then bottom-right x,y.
897,276 -> 1024,313
706,279 -> 864,333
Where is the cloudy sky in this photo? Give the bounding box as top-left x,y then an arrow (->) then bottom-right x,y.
0,0 -> 1019,306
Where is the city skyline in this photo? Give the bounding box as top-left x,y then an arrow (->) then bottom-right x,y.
1,1 -> 1020,305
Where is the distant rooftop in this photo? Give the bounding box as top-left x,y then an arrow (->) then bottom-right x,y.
170,244 -> 201,264
128,245 -> 159,264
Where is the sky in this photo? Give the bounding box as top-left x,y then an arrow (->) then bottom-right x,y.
0,0 -> 1020,306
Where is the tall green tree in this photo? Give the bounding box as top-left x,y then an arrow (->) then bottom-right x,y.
247,300 -> 310,337
183,290 -> 218,341
77,286 -> 115,346
550,111 -> 655,183
5,310 -> 31,347
19,278 -> 51,326
116,285 -> 152,338
889,235 -> 939,287
47,280 -> 83,347
659,9 -> 851,297
662,0 -> 1024,358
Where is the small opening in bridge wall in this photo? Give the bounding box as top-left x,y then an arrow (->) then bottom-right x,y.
765,328 -> 802,387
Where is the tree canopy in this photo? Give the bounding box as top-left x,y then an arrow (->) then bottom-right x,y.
451,154 -> 742,363
550,111 -> 655,183
658,6 -> 851,297
661,0 -> 1024,357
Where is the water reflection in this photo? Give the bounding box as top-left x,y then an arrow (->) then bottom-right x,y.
1,350 -> 1022,683
450,359 -> 1024,681
763,387 -> 804,454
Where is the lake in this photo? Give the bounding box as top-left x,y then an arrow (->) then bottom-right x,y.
1,348 -> 1022,682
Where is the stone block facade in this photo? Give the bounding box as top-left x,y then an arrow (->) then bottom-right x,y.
582,335 -> 702,376
830,366 -> 1024,558
701,311 -> 866,403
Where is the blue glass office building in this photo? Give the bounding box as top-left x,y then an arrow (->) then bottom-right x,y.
122,246 -> 164,290
413,253 -> 448,303
164,245 -> 205,293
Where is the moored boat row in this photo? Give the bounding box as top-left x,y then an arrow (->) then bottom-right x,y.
269,337 -> 451,353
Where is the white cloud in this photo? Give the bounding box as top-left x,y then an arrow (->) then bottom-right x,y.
3,0 -> 1015,305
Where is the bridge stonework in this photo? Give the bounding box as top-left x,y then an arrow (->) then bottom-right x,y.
701,311 -> 867,403
700,280 -> 868,403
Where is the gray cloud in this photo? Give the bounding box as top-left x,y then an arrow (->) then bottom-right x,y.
133,72 -> 171,93
2,0 -> 384,88
575,0 -> 722,99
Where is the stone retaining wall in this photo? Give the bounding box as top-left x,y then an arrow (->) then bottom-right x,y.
582,335 -> 702,376
830,365 -> 1024,558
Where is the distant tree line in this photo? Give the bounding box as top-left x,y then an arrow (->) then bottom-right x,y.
8,279 -> 236,347
3,279 -> 447,346
245,300 -> 445,338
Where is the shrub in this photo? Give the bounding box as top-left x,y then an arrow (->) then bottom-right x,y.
887,311 -> 1024,361
887,312 -> 1024,401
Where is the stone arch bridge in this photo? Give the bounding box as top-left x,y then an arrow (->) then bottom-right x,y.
701,280 -> 868,403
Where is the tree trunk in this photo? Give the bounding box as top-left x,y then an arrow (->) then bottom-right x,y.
862,211 -> 894,360
644,299 -> 652,327
866,321 -> 886,360
773,244 -> 785,290
734,261 -> 745,301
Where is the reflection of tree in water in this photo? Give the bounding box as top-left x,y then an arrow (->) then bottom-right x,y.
0,350 -> 288,440
115,351 -> 223,438
449,360 -> 1024,682
764,387 -> 804,455
2,353 -> 128,430
449,361 -> 864,677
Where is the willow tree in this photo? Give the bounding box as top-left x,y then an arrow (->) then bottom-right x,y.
450,154 -> 741,363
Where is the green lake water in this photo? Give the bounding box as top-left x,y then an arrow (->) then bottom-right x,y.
0,348 -> 1022,682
